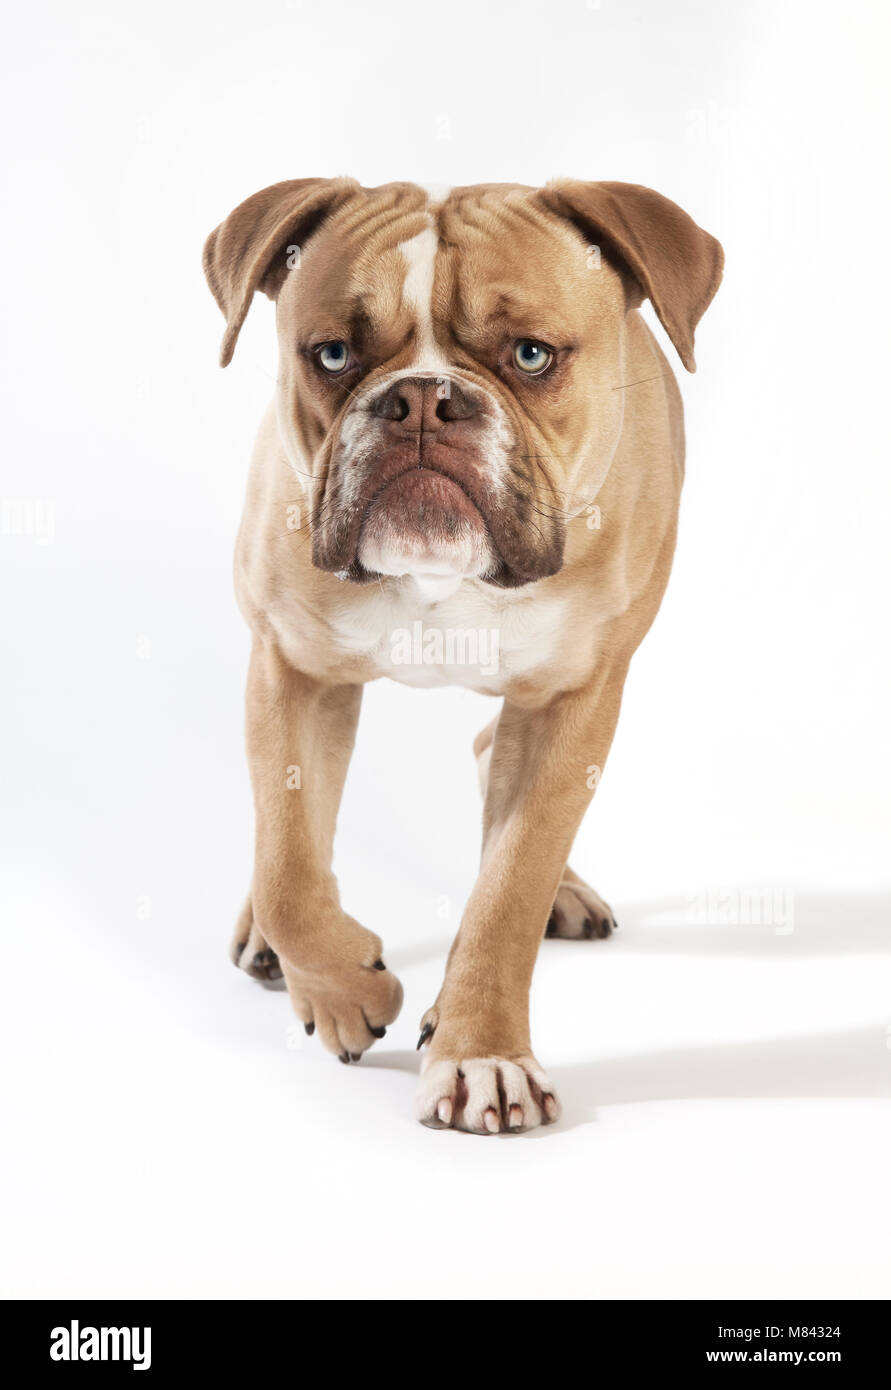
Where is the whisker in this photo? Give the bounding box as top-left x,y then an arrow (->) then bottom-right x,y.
611,373 -> 669,392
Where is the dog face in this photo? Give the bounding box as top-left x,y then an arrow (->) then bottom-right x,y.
204,178 -> 723,588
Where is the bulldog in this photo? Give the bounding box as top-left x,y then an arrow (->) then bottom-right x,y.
203,177 -> 723,1134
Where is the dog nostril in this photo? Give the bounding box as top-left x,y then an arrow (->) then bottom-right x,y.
373,376 -> 477,426
435,382 -> 477,423
373,385 -> 410,422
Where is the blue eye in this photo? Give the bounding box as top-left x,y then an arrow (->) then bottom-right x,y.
513,339 -> 553,374
317,341 -> 350,373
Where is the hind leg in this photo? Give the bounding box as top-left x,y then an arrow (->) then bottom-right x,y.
547,866 -> 617,939
474,717 -> 617,942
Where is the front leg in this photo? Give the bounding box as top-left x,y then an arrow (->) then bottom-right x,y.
417,660 -> 627,1132
245,638 -> 403,1060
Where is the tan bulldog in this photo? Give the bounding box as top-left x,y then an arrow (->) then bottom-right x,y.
203,177 -> 722,1134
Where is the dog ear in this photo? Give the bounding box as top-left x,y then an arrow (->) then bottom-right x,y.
202,177 -> 359,366
540,180 -> 723,372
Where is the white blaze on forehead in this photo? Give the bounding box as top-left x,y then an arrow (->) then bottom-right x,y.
397,224 -> 450,371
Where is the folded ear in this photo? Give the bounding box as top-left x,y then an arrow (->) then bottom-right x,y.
540,180 -> 724,371
202,177 -> 359,366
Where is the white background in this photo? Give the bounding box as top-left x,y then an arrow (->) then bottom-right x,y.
1,0 -> 889,1299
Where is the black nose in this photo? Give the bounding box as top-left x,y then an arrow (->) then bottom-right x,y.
371,375 -> 479,428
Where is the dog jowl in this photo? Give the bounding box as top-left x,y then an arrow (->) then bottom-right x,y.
203,177 -> 722,1133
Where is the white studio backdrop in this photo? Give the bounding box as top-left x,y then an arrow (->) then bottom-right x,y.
1,0 -> 889,1299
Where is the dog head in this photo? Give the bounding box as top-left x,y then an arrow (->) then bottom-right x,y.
204,178 -> 722,587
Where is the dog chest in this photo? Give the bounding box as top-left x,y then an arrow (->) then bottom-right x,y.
327,578 -> 569,693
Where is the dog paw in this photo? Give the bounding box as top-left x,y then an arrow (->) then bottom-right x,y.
230,900 -> 283,980
546,871 -> 617,940
284,920 -> 404,1063
416,1054 -> 560,1134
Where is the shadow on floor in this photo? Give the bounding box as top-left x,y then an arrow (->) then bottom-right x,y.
609,889 -> 891,958
242,891 -> 891,1132
365,891 -> 891,1131
362,1025 -> 891,1112
384,889 -> 891,969
555,1023 -> 891,1120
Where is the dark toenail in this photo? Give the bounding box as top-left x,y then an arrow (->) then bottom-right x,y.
417,1022 -> 434,1050
304,1022 -> 314,1035
372,959 -> 386,971
611,917 -> 619,931
545,913 -> 557,936
368,1024 -> 386,1039
338,1052 -> 350,1064
582,917 -> 595,939
350,1052 -> 361,1061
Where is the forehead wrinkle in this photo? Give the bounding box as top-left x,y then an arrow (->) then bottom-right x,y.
330,193 -> 430,263
458,232 -> 620,349
440,188 -> 584,274
297,204 -> 430,341
344,206 -> 433,333
348,243 -> 408,325
437,190 -> 588,339
438,184 -> 536,241
489,289 -> 579,344
331,181 -> 428,238
451,263 -> 568,346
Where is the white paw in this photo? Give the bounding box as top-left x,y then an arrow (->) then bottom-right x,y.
416,1055 -> 560,1134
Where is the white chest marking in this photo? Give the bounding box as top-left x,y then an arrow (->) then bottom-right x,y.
330,580 -> 568,693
